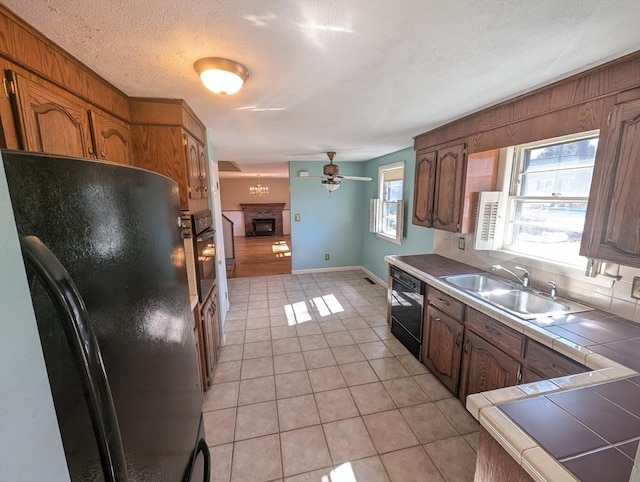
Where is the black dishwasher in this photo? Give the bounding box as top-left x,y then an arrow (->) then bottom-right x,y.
390,266 -> 426,360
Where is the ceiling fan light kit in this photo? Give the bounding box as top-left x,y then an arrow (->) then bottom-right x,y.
299,152 -> 372,193
321,178 -> 341,192
194,57 -> 249,95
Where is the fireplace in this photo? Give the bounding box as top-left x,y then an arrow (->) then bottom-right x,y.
240,203 -> 286,237
252,218 -> 275,236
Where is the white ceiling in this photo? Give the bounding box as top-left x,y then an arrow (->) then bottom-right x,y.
5,1 -> 640,178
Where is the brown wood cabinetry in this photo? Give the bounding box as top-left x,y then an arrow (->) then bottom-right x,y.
88,109 -> 131,165
200,287 -> 220,388
475,428 -> 534,482
522,339 -> 588,381
581,92 -> 640,267
423,304 -> 464,394
412,144 -> 499,233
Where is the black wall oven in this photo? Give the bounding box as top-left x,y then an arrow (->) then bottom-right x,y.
390,266 -> 425,360
191,210 -> 216,302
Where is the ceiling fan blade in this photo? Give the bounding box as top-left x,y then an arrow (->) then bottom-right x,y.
297,174 -> 325,179
339,175 -> 373,181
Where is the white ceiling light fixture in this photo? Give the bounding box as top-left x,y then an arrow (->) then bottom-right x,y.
194,57 -> 249,95
321,178 -> 341,192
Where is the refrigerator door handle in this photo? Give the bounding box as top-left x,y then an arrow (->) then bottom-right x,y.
20,236 -> 127,482
185,438 -> 211,482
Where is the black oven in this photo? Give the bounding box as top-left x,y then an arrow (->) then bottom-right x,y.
390,266 -> 425,360
191,210 -> 216,302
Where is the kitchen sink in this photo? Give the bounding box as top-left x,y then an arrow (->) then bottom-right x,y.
440,273 -> 593,320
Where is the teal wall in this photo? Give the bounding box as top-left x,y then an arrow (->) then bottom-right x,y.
359,147 -> 435,281
289,161 -> 366,270
289,148 -> 435,280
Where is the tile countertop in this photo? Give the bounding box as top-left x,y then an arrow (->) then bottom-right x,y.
385,254 -> 640,482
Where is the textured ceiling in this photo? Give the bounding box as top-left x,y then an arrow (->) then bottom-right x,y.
4,1 -> 640,177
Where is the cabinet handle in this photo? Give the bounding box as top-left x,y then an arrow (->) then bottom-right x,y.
434,317 -> 441,322
437,297 -> 449,305
485,324 -> 502,338
100,151 -> 106,160
455,332 -> 462,347
87,147 -> 96,159
463,339 -> 470,354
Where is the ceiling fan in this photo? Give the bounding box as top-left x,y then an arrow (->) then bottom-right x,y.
299,152 -> 372,192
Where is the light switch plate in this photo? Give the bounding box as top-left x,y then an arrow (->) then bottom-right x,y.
458,237 -> 466,250
632,276 -> 640,300
295,213 -> 301,222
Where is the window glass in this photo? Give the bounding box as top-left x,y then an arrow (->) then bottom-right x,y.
376,162 -> 404,243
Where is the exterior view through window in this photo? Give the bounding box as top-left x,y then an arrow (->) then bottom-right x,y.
377,161 -> 404,243
506,132 -> 598,266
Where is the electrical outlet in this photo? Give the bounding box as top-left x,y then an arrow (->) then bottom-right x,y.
325,253 -> 330,261
295,213 -> 301,222
458,237 -> 466,250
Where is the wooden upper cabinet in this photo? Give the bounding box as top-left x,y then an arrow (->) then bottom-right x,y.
412,149 -> 436,227
197,143 -> 209,197
88,110 -> 131,165
185,133 -> 202,200
9,71 -> 93,158
582,92 -> 640,267
433,144 -> 465,231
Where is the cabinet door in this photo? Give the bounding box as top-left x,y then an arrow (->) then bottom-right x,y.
582,95 -> 640,267
523,339 -> 588,380
412,149 -> 436,227
9,71 -> 93,158
201,289 -> 219,384
88,109 -> 131,165
184,133 -> 202,199
432,143 -> 465,232
459,330 -> 521,401
424,305 -> 464,394
197,142 -> 209,196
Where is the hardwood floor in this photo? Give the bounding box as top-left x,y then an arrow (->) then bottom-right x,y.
231,235 -> 292,278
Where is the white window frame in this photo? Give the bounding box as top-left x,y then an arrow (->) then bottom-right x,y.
374,161 -> 404,244
502,130 -> 599,268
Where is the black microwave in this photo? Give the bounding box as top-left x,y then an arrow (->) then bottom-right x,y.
191,210 -> 216,302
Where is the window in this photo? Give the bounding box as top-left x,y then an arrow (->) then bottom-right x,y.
504,131 -> 598,267
373,161 -> 404,244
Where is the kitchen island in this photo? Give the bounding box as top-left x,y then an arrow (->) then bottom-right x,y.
385,254 -> 640,482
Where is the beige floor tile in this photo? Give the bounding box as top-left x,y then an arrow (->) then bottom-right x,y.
435,398 -> 479,435
349,382 -> 396,415
271,325 -> 298,340
224,320 -> 246,332
238,376 -> 276,406
243,340 -> 273,359
272,338 -> 302,355
380,446 -> 444,482
339,361 -> 379,386
384,339 -> 412,356
204,407 -> 236,446
324,331 -> 356,347
218,344 -> 244,362
244,328 -> 272,343
248,308 -> 270,319
231,434 -> 282,482
303,349 -> 337,369
424,436 -> 477,482
224,331 -> 245,345
308,366 -> 347,392
275,371 -> 313,399
245,317 -> 270,330
368,358 -> 410,380
349,328 -> 381,343
414,374 -> 454,401
331,345 -> 366,365
283,467 -> 332,482
295,322 -> 323,337
358,341 -> 394,359
331,456 -> 390,482
209,443 -> 233,482
312,388 -> 357,424
214,361 -> 242,384
463,431 -> 480,452
235,400 -> 279,441
241,356 -> 274,380
323,417 -> 377,465
400,402 -> 458,444
203,381 -> 239,411
299,334 -> 329,351
319,320 -> 347,333
277,394 -> 321,431
396,354 -> 429,375
281,425 -> 332,477
372,326 -> 395,340
363,409 -> 419,453
382,377 -> 429,407
273,352 -> 307,374
342,318 -> 369,330
270,314 -> 290,327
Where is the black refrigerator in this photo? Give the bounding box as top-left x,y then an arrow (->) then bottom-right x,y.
3,150 -> 209,481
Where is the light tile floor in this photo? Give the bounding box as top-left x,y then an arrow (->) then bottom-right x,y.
203,270 -> 479,482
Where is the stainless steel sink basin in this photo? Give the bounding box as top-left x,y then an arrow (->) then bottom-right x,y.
440,273 -> 592,320
441,273 -> 517,293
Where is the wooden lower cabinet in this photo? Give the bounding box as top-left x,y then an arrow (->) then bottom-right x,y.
523,339 -> 588,381
423,305 -> 464,395
475,427 -> 534,482
200,287 -> 220,388
459,330 -> 521,401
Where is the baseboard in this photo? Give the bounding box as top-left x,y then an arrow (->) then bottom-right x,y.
359,266 -> 388,288
291,265 -> 388,289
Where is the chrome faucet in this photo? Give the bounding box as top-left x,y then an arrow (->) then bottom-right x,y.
548,281 -> 558,298
491,264 -> 531,288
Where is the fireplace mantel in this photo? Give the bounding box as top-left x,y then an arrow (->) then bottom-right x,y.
240,203 -> 286,237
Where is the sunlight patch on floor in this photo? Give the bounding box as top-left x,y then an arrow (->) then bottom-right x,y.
284,293 -> 344,325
